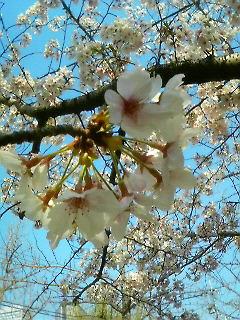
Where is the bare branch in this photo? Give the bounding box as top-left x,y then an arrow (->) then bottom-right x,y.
0,125 -> 85,147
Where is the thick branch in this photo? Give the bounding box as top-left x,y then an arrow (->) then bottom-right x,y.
151,55 -> 240,86
31,118 -> 47,153
18,81 -> 116,120
18,56 -> 240,121
0,125 -> 85,147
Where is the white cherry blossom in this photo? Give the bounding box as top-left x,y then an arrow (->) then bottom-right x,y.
14,175 -> 49,222
43,188 -> 122,248
105,69 -> 191,139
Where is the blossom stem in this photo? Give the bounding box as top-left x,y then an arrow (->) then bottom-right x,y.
55,158 -> 81,189
120,135 -> 164,151
110,150 -> 121,180
61,152 -> 74,178
91,163 -> 117,197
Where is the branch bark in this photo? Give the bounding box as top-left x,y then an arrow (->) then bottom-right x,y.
1,56 -> 239,148
17,55 -> 240,122
0,125 -> 85,147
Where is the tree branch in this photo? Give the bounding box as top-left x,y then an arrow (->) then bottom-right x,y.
60,0 -> 94,41
151,55 -> 240,87
73,243 -> 109,303
0,125 -> 85,147
18,81 -> 116,120
31,118 -> 47,153
17,56 -> 240,122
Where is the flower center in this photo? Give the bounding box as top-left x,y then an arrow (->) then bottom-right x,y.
67,197 -> 88,211
123,98 -> 140,119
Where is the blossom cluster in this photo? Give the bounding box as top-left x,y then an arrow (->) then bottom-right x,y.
100,19 -> 144,54
1,66 -> 73,107
0,69 -> 197,249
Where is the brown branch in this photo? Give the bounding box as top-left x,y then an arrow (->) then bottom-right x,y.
0,202 -> 20,220
73,242 -> 109,303
0,125 -> 85,147
17,56 -> 240,122
31,118 -> 47,153
18,81 -> 116,120
151,55 -> 240,87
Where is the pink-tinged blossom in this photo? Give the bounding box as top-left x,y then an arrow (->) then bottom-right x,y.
111,196 -> 155,241
156,75 -> 191,142
105,69 -> 164,138
153,162 -> 197,211
110,172 -> 158,241
124,170 -> 155,193
105,70 -> 191,139
161,74 -> 191,111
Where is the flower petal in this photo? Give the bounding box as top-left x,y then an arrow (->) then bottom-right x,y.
172,168 -> 197,189
165,74 -> 185,89
149,75 -> 162,99
0,150 -> 23,173
32,163 -> 48,191
14,175 -> 44,221
88,231 -> 109,248
44,203 -> 75,249
153,185 -> 175,211
158,115 -> 185,143
166,142 -> 184,170
111,211 -> 130,241
117,69 -> 151,101
105,89 -> 123,108
160,89 -> 190,113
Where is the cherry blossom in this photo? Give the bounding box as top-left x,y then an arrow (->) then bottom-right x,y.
105,69 -> 191,139
43,188 -> 122,248
0,150 -> 23,173
105,68 -> 164,138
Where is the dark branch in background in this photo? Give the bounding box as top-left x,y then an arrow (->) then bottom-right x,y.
151,56 -> 240,86
23,241 -> 88,319
0,125 -> 85,147
73,242 -> 109,303
60,0 -> 94,41
0,202 -> 20,220
17,56 -> 240,122
31,118 -> 47,153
